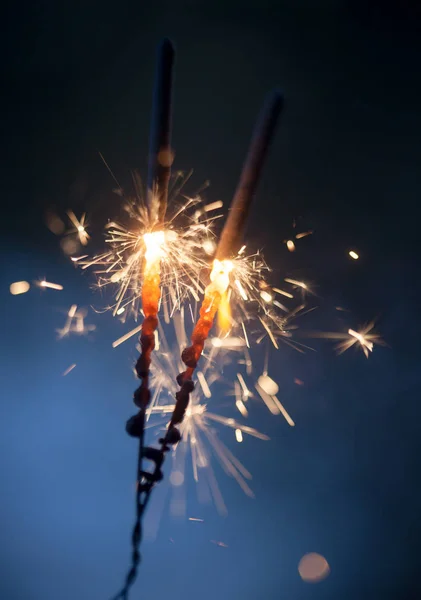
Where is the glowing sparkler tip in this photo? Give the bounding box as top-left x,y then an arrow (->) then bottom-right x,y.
349,250 -> 359,260
143,230 -> 166,262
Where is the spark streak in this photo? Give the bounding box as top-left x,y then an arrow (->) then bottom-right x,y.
38,280 -> 64,290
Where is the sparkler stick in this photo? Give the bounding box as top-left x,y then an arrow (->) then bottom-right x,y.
216,90 -> 284,260
130,40 -> 175,402
130,40 -> 175,413
147,37 -> 175,227
170,90 -> 284,434
113,41 -> 177,600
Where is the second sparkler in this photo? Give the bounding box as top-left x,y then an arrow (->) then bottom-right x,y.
168,90 -> 284,439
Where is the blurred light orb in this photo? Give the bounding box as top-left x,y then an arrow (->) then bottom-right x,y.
257,374 -> 279,396
45,210 -> 65,235
349,250 -> 359,260
60,237 -> 80,255
298,553 -> 330,583
10,281 -> 30,295
203,239 -> 216,255
169,471 -> 184,487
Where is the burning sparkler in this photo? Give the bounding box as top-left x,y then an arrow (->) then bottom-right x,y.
165,91 -> 284,446
89,36 -> 385,600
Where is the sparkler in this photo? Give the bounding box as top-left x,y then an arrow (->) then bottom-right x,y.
167,91 -> 284,445
112,39 -> 179,600
128,39 -> 174,400
111,81 -> 284,600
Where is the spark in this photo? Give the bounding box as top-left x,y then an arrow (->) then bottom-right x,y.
197,371 -> 212,398
307,322 -> 383,358
38,280 -> 64,291
273,288 -> 294,299
112,324 -> 143,348
211,540 -> 228,548
295,230 -> 313,239
349,250 -> 359,260
236,372 -> 252,399
234,279 -> 248,301
345,326 -> 377,357
211,337 -> 246,348
10,281 -> 30,295
62,364 -> 76,376
235,429 -> 243,443
255,382 -> 280,415
236,399 -> 248,418
260,290 -> 273,304
257,373 -> 279,396
286,240 -> 296,252
66,210 -> 90,246
284,278 -> 307,290
56,305 -> 96,339
271,395 -> 295,426
188,517 -> 204,522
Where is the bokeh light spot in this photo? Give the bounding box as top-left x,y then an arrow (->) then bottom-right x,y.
298,553 -> 330,583
169,471 -> 184,486
10,281 -> 30,295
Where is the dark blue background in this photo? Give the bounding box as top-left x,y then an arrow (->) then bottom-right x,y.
2,2 -> 421,599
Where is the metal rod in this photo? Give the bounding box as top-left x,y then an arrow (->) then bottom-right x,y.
147,38 -> 175,227
216,90 -> 284,260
